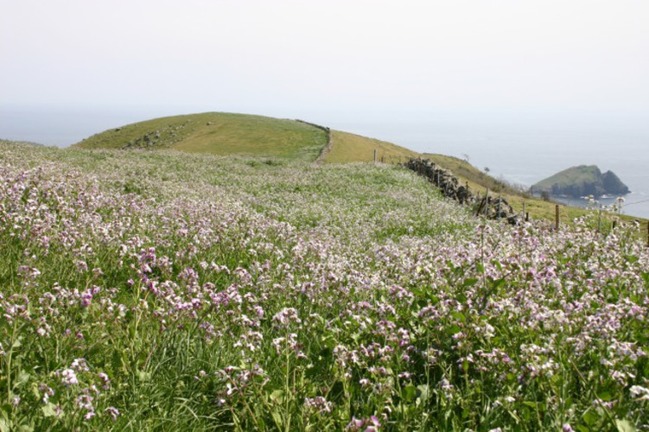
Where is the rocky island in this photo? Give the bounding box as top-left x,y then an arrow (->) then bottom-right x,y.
531,165 -> 630,198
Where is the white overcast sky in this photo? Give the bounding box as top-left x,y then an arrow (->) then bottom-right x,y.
2,0 -> 648,122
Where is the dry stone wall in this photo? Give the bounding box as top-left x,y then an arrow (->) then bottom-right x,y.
296,120 -> 332,164
405,158 -> 519,224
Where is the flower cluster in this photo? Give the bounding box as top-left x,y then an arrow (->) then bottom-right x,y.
1,141 -> 648,430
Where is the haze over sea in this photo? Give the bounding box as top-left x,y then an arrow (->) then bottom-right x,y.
2,106 -> 648,219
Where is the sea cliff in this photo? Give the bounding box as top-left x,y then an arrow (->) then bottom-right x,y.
531,165 -> 629,198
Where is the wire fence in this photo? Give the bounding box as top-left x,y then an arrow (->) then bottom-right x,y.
391,151 -> 649,244
622,198 -> 649,208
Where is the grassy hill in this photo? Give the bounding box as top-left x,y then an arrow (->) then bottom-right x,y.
531,165 -> 630,198
74,112 -> 422,165
325,130 -> 419,163
75,112 -> 328,161
1,140 -> 648,431
72,112 -> 640,224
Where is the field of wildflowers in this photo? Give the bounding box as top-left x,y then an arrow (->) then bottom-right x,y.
0,141 -> 648,431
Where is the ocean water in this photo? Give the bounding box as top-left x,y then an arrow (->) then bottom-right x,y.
329,113 -> 649,219
0,107 -> 164,147
2,107 -> 648,218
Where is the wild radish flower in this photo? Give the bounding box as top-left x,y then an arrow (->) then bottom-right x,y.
226,383 -> 237,396
71,358 -> 90,372
593,398 -> 616,410
367,416 -> 382,431
60,369 -> 79,386
98,372 -> 111,389
76,393 -> 94,411
39,384 -> 55,403
630,385 -> 649,401
272,337 -> 285,354
272,307 -> 301,327
36,325 -> 51,337
346,417 -> 365,431
345,415 -> 381,431
439,378 -> 453,391
105,406 -> 120,420
75,260 -> 88,272
253,305 -> 265,318
304,396 -> 333,414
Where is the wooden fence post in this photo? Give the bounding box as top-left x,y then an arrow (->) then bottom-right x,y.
597,209 -> 602,233
476,189 -> 489,217
373,149 -> 377,163
555,204 -> 560,230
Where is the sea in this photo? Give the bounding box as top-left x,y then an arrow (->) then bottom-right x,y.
2,107 -> 648,219
329,111 -> 649,220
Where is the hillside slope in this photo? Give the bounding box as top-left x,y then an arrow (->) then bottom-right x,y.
74,112 -> 328,161
74,112 -> 423,164
531,165 -> 630,198
324,130 -> 419,163
70,111 -> 619,222
2,141 -> 648,430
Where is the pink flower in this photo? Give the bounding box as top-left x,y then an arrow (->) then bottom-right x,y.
61,369 -> 78,386
105,406 -> 120,420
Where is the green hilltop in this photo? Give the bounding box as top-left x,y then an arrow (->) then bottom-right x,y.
74,112 -> 421,164
75,112 -> 327,161
71,111 -> 504,190
71,111 -> 638,223
531,165 -> 630,198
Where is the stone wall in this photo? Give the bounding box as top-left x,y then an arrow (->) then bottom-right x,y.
296,120 -> 332,164
405,158 -> 518,224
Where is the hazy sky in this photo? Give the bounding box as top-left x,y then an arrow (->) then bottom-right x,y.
2,0 -> 648,122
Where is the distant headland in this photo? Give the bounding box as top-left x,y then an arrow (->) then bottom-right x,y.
530,165 -> 630,199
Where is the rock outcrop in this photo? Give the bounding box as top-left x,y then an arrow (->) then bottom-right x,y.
405,158 -> 519,224
531,165 -> 629,198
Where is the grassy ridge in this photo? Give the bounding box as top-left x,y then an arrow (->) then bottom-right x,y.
75,112 -> 421,164
325,130 -> 419,163
71,112 -> 641,224
75,112 -> 328,161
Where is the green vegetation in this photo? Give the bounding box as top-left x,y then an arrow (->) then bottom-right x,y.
325,131 -> 419,164
75,112 -> 328,161
71,112 -> 643,226
423,153 -> 522,194
1,141 -> 649,431
531,165 -> 630,198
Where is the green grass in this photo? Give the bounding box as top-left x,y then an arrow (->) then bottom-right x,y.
325,130 -> 420,164
75,112 -> 328,162
532,165 -> 601,192
2,142 -> 649,430
72,111 -> 644,226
